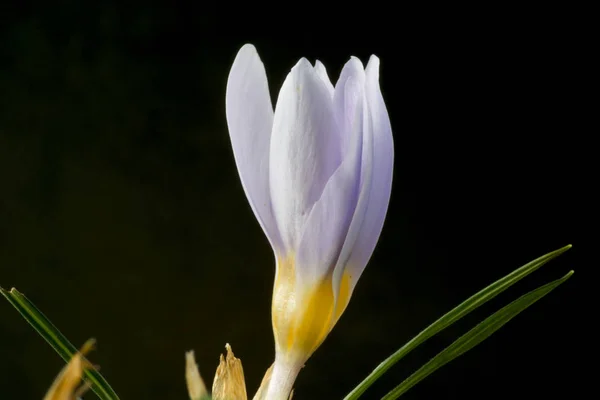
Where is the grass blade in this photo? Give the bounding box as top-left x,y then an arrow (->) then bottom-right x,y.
381,270 -> 574,399
1,287 -> 121,400
344,244 -> 571,400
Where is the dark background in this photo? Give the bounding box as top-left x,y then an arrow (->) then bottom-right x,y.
0,2 -> 584,400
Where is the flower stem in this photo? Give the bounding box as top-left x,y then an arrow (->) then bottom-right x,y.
264,357 -> 301,400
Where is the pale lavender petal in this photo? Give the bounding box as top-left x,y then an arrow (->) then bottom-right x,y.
314,60 -> 334,98
225,44 -> 282,250
344,55 -> 394,292
270,58 -> 342,254
295,77 -> 364,284
332,85 -> 373,300
333,57 -> 365,156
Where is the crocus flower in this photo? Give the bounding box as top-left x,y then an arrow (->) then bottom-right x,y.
226,44 -> 394,399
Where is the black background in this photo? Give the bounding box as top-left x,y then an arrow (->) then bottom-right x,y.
0,2 -> 584,399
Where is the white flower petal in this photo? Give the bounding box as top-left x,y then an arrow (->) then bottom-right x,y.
332,84 -> 374,303
295,76 -> 364,285
314,60 -> 334,98
269,58 -> 342,253
344,55 -> 394,292
333,57 -> 366,157
226,44 -> 282,250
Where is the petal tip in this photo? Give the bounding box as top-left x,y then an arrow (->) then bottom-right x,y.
233,44 -> 260,66
239,43 -> 257,53
293,57 -> 313,70
348,56 -> 365,69
367,55 -> 380,69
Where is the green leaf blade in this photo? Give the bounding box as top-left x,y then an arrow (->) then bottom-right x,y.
381,270 -> 574,399
1,287 -> 121,400
344,244 -> 572,400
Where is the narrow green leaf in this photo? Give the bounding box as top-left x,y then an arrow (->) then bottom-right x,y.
0,287 -> 121,400
344,244 -> 572,400
381,270 -> 573,399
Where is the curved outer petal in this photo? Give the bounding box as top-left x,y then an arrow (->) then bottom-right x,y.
342,55 -> 394,293
295,75 -> 364,285
269,58 -> 342,254
314,60 -> 334,98
334,57 -> 366,157
225,44 -> 282,250
331,84 -> 373,312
